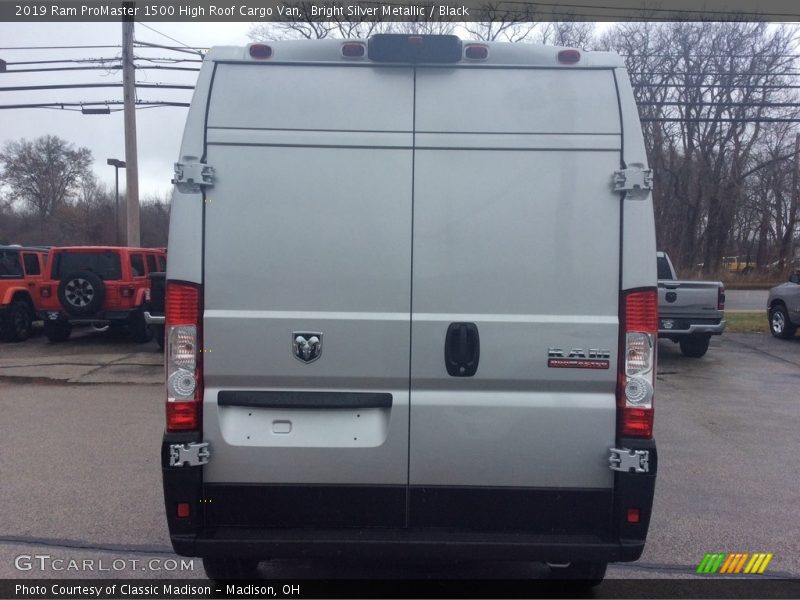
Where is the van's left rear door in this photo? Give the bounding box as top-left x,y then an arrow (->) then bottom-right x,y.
200,62 -> 414,529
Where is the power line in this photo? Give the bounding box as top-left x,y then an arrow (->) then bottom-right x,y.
0,100 -> 190,110
5,65 -> 121,73
641,117 -> 800,122
0,45 -> 122,50
0,83 -> 194,92
5,58 -> 120,65
133,40 -> 205,56
135,22 -> 196,51
499,0 -> 800,19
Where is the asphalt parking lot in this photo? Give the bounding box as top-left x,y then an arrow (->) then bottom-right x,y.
0,325 -> 798,584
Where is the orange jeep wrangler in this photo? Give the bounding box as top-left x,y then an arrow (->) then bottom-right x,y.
38,246 -> 166,343
0,245 -> 49,342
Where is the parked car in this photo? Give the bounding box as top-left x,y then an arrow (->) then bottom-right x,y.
767,270 -> 800,339
37,246 -> 166,343
657,251 -> 725,357
0,245 -> 49,342
162,36 -> 659,584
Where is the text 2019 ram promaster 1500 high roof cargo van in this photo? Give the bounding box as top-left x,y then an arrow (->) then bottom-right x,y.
162,35 -> 659,583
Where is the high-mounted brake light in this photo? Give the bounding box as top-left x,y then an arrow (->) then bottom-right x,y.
368,34 -> 462,64
557,49 -> 581,65
341,42 -> 366,58
464,44 -> 489,60
165,281 -> 202,432
617,288 -> 657,438
249,44 -> 272,59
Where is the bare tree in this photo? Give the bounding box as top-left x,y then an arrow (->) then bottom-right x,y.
536,21 -> 595,48
0,135 -> 93,228
463,2 -> 539,42
603,22 -> 800,274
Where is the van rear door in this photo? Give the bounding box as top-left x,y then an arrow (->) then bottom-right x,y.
408,67 -> 623,529
200,63 -> 414,528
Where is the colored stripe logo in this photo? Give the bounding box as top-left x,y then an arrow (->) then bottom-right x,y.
697,552 -> 773,574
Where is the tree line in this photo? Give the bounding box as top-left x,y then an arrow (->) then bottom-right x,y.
0,135 -> 168,247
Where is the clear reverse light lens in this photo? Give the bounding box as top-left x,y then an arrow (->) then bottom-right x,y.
169,325 -> 196,370
626,332 -> 653,376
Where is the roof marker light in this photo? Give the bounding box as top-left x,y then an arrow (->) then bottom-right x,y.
557,49 -> 581,64
465,44 -> 489,60
249,44 -> 272,60
341,42 -> 366,58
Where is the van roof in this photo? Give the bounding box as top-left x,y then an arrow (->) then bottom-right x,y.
204,38 -> 625,69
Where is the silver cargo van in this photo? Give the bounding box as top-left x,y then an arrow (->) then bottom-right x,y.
162,35 -> 658,583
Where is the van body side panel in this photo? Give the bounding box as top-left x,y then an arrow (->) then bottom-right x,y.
166,61 -> 216,285
200,64 -> 414,489
409,68 -> 621,491
615,68 -> 658,291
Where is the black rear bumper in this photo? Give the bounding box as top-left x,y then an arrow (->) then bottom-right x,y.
163,436 -> 656,564
171,528 -> 646,563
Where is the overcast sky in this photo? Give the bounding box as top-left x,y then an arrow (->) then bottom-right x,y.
0,22 -> 253,199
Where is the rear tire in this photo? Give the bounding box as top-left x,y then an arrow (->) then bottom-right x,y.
128,310 -> 153,343
201,557 -> 260,580
769,304 -> 797,339
549,562 -> 607,587
44,321 -> 72,343
679,335 -> 710,358
0,300 -> 33,342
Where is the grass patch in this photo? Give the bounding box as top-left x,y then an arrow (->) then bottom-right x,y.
726,311 -> 768,333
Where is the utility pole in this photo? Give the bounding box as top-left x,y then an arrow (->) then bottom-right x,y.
122,4 -> 140,247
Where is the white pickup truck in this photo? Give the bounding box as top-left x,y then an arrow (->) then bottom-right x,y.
657,251 -> 726,357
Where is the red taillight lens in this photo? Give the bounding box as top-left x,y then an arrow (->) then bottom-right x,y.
464,44 -> 489,60
627,508 -> 641,523
341,42 -> 366,58
41,286 -> 51,298
249,44 -> 272,59
625,290 -> 658,332
167,401 -> 199,431
120,287 -> 134,298
166,282 -> 199,326
166,282 -> 202,433
718,286 -> 725,311
176,502 -> 191,518
618,288 -> 657,439
557,49 -> 581,64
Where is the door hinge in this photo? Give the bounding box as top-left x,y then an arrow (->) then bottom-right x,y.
609,447 -> 649,473
169,442 -> 210,467
172,161 -> 214,193
612,164 -> 652,196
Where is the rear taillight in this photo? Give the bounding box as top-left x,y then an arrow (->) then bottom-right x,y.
41,286 -> 51,298
718,285 -> 725,311
165,281 -> 202,432
120,287 -> 134,298
617,288 -> 657,438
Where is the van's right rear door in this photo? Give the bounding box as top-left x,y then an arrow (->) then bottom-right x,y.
408,67 -> 623,531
